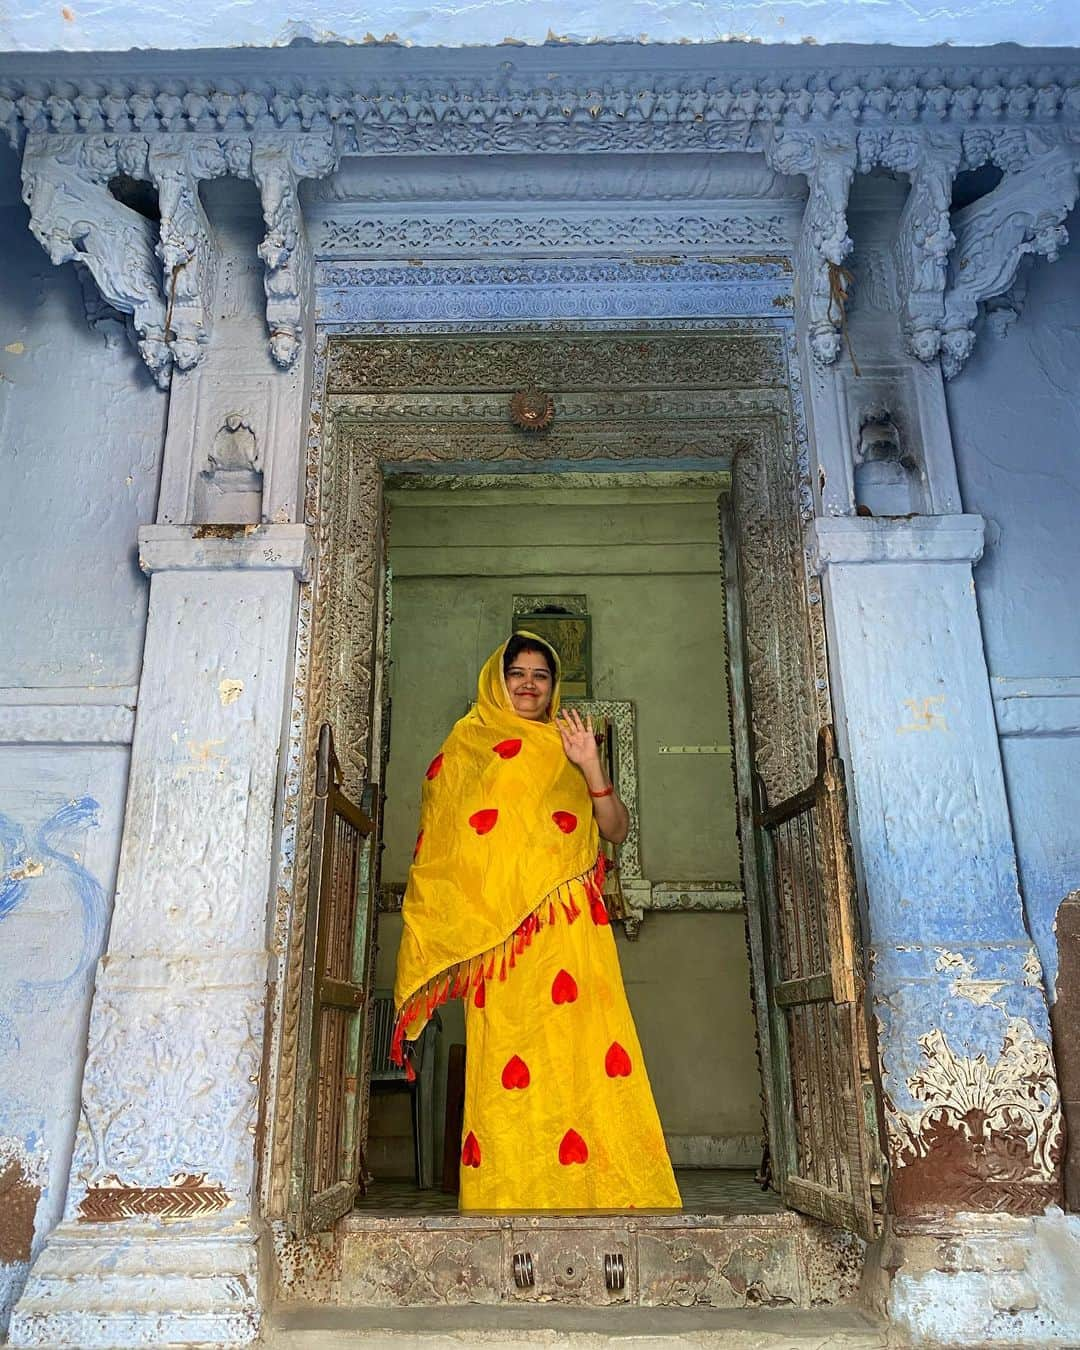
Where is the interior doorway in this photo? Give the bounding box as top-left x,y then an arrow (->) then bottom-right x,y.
364,477 -> 765,1213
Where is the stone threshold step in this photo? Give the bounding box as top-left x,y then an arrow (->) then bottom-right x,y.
264,1304 -> 893,1349
342,1212 -> 799,1232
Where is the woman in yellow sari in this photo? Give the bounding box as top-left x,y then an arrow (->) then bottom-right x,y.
392,633 -> 680,1211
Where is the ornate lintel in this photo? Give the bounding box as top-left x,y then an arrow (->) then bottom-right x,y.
20,130 -> 339,383
13,60 -> 1080,386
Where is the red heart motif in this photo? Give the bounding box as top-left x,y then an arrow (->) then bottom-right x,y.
590,897 -> 609,926
469,809 -> 499,835
425,753 -> 444,780
605,1042 -> 633,1078
501,1054 -> 530,1090
474,980 -> 486,1009
493,739 -> 522,759
461,1131 -> 481,1168
558,1129 -> 589,1166
552,811 -> 578,834
413,830 -> 424,860
551,969 -> 578,1005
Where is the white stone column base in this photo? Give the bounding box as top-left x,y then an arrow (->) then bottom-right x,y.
9,1222 -> 260,1349
880,1210 -> 1080,1346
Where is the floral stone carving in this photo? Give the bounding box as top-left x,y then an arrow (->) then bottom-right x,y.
887,1018 -> 1064,1215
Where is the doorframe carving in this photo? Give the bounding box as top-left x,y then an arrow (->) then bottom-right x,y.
261,313 -> 833,1237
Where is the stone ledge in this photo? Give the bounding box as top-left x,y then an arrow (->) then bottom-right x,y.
265,1304 -> 888,1349
809,514 -> 985,569
138,524 -> 313,579
993,676 -> 1080,738
0,700 -> 135,745
8,1224 -> 261,1349
99,950 -> 272,990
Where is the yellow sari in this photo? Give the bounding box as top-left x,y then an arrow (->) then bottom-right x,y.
393,637 -> 680,1210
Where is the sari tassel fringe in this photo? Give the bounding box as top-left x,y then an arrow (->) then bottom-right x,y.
391,852 -> 606,1052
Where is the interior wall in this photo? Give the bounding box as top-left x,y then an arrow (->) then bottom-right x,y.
944,215 -> 1080,1004
371,487 -> 762,1177
0,144 -> 166,1330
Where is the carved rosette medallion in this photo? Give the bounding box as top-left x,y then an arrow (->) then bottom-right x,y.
510,389 -> 555,432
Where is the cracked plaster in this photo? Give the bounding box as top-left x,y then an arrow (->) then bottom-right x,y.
0,0 -> 1078,54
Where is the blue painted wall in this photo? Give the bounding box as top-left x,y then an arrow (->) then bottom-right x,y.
2,1 -> 1077,53
0,143 -> 165,1330
946,212 -> 1080,999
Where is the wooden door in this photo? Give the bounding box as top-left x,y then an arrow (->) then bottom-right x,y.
292,722 -> 380,1231
755,725 -> 885,1238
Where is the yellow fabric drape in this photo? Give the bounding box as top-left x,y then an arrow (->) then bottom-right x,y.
392,635 -> 681,1211
393,634 -> 600,1045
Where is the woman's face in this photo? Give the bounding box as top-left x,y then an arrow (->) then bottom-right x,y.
504,648 -> 554,721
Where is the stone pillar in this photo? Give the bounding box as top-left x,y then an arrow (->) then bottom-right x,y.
811,514 -> 1062,1221
9,525 -> 310,1348
10,157 -> 320,1346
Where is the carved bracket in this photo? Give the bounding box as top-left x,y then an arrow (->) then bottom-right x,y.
798,124 -> 1080,376
765,128 -> 856,366
20,130 -> 339,383
252,134 -> 337,369
857,130 -> 963,363
22,132 -> 172,385
940,141 -> 1080,378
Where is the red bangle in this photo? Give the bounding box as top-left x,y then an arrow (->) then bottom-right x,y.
589,785 -> 614,799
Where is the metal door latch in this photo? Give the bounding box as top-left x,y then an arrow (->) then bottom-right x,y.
512,1251 -> 535,1289
604,1251 -> 626,1292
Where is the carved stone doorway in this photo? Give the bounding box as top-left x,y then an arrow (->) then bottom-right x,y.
266,325 -> 883,1306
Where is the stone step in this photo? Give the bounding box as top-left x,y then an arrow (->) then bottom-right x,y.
264,1304 -> 893,1349
332,1211 -> 865,1310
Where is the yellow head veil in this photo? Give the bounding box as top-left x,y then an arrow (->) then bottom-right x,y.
392,634 -> 603,1049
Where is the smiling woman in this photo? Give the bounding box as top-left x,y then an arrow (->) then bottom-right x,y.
392,633 -> 680,1210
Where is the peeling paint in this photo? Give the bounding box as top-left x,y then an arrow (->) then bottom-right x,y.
934,948 -> 1009,1007
0,1138 -> 46,1265
219,678 -> 244,706
1023,947 -> 1045,988
6,860 -> 43,881
178,738 -> 228,777
192,522 -> 260,540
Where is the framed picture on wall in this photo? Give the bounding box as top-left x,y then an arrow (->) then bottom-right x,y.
511,595 -> 591,698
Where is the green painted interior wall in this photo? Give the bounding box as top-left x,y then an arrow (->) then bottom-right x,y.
371,485 -> 762,1175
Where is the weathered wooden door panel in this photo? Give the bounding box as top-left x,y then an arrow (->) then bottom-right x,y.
756,725 -> 884,1239
292,723 -> 379,1232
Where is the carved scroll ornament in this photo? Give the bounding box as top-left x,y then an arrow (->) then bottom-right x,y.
22,132 -> 172,385
941,143 -> 1080,379
20,130 -> 339,384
